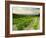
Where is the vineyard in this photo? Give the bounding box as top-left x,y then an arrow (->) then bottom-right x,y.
12,14 -> 40,31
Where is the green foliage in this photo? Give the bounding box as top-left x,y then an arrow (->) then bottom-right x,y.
32,17 -> 39,30
13,14 -> 40,30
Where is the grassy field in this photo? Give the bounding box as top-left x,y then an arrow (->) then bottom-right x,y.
12,14 -> 40,31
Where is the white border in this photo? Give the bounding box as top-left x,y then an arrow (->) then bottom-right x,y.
10,4 -> 43,34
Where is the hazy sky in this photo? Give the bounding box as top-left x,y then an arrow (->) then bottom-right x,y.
12,7 -> 40,15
